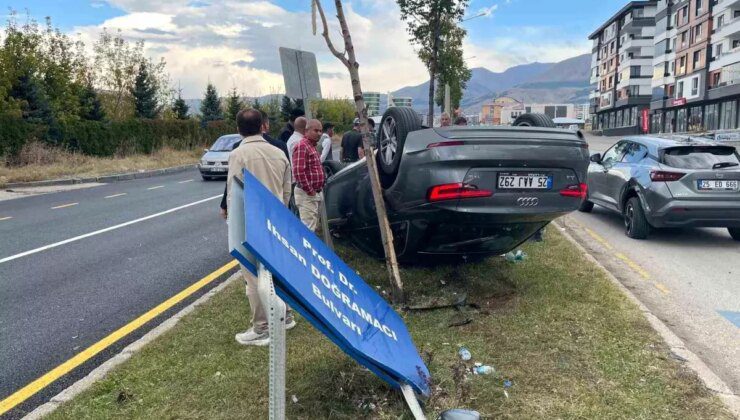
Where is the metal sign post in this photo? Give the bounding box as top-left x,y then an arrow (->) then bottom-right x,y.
279,47 -> 322,119
257,264 -> 287,420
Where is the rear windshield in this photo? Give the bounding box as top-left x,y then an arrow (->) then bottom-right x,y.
210,135 -> 241,152
662,146 -> 740,169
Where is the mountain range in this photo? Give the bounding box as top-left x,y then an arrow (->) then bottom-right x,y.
185,53 -> 591,116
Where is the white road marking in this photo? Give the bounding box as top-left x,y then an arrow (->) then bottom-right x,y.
51,203 -> 78,210
0,195 -> 221,265
0,216 -> 12,221
178,179 -> 194,184
105,193 -> 127,199
147,185 -> 165,190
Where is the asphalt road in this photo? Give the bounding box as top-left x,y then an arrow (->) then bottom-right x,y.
562,133 -> 740,393
0,169 -> 235,418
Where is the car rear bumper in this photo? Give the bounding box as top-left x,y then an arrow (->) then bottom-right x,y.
649,200 -> 740,228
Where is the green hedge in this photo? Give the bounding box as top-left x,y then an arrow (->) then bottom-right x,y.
0,116 -> 236,159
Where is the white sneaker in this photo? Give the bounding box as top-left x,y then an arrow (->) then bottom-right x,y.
235,328 -> 269,346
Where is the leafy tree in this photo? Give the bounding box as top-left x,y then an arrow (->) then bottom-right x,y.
397,0 -> 469,125
434,24 -> 471,111
172,90 -> 189,120
200,83 -> 223,127
79,83 -> 105,121
224,87 -> 244,120
132,60 -> 159,118
280,96 -> 304,121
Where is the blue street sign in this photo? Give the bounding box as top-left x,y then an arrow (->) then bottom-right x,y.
236,169 -> 430,397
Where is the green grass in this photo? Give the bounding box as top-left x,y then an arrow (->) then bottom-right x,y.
48,230 -> 732,419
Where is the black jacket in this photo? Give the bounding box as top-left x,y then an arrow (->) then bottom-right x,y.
220,133 -> 289,210
277,122 -> 294,144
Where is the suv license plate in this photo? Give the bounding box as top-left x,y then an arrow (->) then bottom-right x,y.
498,173 -> 552,189
211,167 -> 227,172
698,180 -> 739,191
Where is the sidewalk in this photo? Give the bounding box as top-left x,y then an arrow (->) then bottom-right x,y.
41,230 -> 733,419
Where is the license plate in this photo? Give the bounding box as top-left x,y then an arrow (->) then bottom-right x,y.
697,179 -> 739,191
211,167 -> 227,172
498,173 -> 552,189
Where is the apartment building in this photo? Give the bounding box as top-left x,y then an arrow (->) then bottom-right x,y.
589,1 -> 658,135
595,0 -> 740,134
364,92 -> 382,116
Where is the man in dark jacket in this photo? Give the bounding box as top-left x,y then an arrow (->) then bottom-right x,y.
277,109 -> 304,144
220,110 -> 289,217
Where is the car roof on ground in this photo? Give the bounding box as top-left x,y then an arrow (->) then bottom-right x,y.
622,135 -> 725,149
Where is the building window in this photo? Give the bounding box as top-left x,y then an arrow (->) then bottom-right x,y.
716,44 -> 723,59
681,31 -> 687,47
677,81 -> 684,98
677,108 -> 687,132
720,100 -> 737,129
695,0 -> 702,16
693,50 -> 701,69
694,24 -> 702,41
631,107 -> 639,126
706,103 -> 719,130
734,40 -> 740,49
717,14 -> 724,29
688,106 -> 703,131
664,110 -> 676,132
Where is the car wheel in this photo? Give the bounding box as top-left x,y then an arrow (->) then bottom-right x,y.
578,199 -> 594,213
728,227 -> 740,241
624,197 -> 649,239
202,175 -> 212,181
512,113 -> 556,128
322,161 -> 346,179
378,107 -> 421,177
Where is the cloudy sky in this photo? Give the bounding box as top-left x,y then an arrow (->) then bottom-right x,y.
7,0 -> 629,99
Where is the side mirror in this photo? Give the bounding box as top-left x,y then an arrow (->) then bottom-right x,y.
590,153 -> 602,163
203,148 -> 209,153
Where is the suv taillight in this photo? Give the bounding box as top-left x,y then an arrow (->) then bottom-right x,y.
427,183 -> 492,202
559,183 -> 588,199
650,170 -> 685,182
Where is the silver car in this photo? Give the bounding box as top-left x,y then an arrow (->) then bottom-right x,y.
580,136 -> 740,240
198,134 -> 241,180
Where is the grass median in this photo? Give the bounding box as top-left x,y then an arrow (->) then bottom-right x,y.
47,229 -> 731,419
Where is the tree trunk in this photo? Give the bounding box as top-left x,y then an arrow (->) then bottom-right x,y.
317,0 -> 405,303
427,70 -> 435,126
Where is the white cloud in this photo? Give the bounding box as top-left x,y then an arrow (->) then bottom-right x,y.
69,0 -> 586,99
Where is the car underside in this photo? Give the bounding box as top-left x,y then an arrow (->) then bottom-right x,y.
323,107 -> 590,263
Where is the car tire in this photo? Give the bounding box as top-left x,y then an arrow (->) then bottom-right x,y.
512,113 -> 556,128
202,175 -> 212,181
578,199 -> 594,213
377,106 -> 421,177
323,160 -> 346,179
624,197 -> 650,239
728,227 -> 740,241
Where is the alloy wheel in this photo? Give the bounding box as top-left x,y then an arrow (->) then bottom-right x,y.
379,115 -> 398,166
624,203 -> 634,234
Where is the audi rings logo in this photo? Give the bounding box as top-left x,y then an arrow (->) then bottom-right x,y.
517,197 -> 539,207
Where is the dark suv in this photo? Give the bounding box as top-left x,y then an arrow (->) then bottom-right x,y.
580,136 -> 740,240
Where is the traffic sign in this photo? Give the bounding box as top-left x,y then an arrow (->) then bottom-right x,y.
279,47 -> 322,101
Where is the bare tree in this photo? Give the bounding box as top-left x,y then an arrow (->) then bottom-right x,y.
313,0 -> 405,304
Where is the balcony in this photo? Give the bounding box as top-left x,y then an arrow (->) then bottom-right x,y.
621,35 -> 653,52
715,0 -> 740,12
621,17 -> 654,33
709,46 -> 740,71
713,15 -> 740,41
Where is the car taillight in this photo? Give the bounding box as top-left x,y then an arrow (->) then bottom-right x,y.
650,170 -> 685,182
559,183 -> 588,199
427,183 -> 492,202
427,140 -> 465,149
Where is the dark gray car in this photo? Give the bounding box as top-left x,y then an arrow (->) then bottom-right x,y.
580,136 -> 740,240
323,107 -> 590,262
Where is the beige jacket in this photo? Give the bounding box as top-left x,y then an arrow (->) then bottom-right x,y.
226,134 -> 291,207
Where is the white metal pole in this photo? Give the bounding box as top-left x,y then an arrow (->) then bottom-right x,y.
400,384 -> 426,420
257,263 -> 286,420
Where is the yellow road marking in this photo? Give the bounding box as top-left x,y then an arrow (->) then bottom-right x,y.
105,193 -> 127,199
654,283 -> 670,294
615,253 -> 651,280
147,185 -> 164,190
0,216 -> 12,221
584,228 -> 613,250
51,203 -> 78,210
0,259 -> 238,415
178,179 -> 194,184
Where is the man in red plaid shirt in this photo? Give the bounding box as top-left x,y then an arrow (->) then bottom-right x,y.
292,119 -> 326,232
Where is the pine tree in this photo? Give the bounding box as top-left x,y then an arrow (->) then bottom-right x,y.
253,97 -> 261,110
200,83 -> 223,127
280,95 -> 294,121
225,87 -> 244,120
172,90 -> 189,120
79,83 -> 106,121
131,60 -> 159,118
11,71 -> 54,125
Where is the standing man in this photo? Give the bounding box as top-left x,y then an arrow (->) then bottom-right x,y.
287,116 -> 308,164
220,110 -> 288,216
292,119 -> 326,232
319,122 -> 334,162
226,109 -> 294,346
440,112 -> 451,127
278,109 -> 304,144
340,118 -> 364,163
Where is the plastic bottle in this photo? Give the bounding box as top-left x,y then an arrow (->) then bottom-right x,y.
473,365 -> 494,375
458,346 -> 472,361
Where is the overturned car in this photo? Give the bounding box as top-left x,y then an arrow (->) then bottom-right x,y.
323,107 -> 590,262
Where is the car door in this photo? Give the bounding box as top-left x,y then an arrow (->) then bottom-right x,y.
609,142 -> 648,210
590,140 -> 628,208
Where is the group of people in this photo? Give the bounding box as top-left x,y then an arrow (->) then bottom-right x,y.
221,109 -> 374,346
440,111 -> 468,127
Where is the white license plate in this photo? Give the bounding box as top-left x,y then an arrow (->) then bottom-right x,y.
211,167 -> 227,172
498,173 -> 552,189
697,179 -> 739,191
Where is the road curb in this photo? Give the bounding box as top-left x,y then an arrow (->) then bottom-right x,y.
22,271 -> 240,420
4,164 -> 196,189
553,221 -> 740,418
